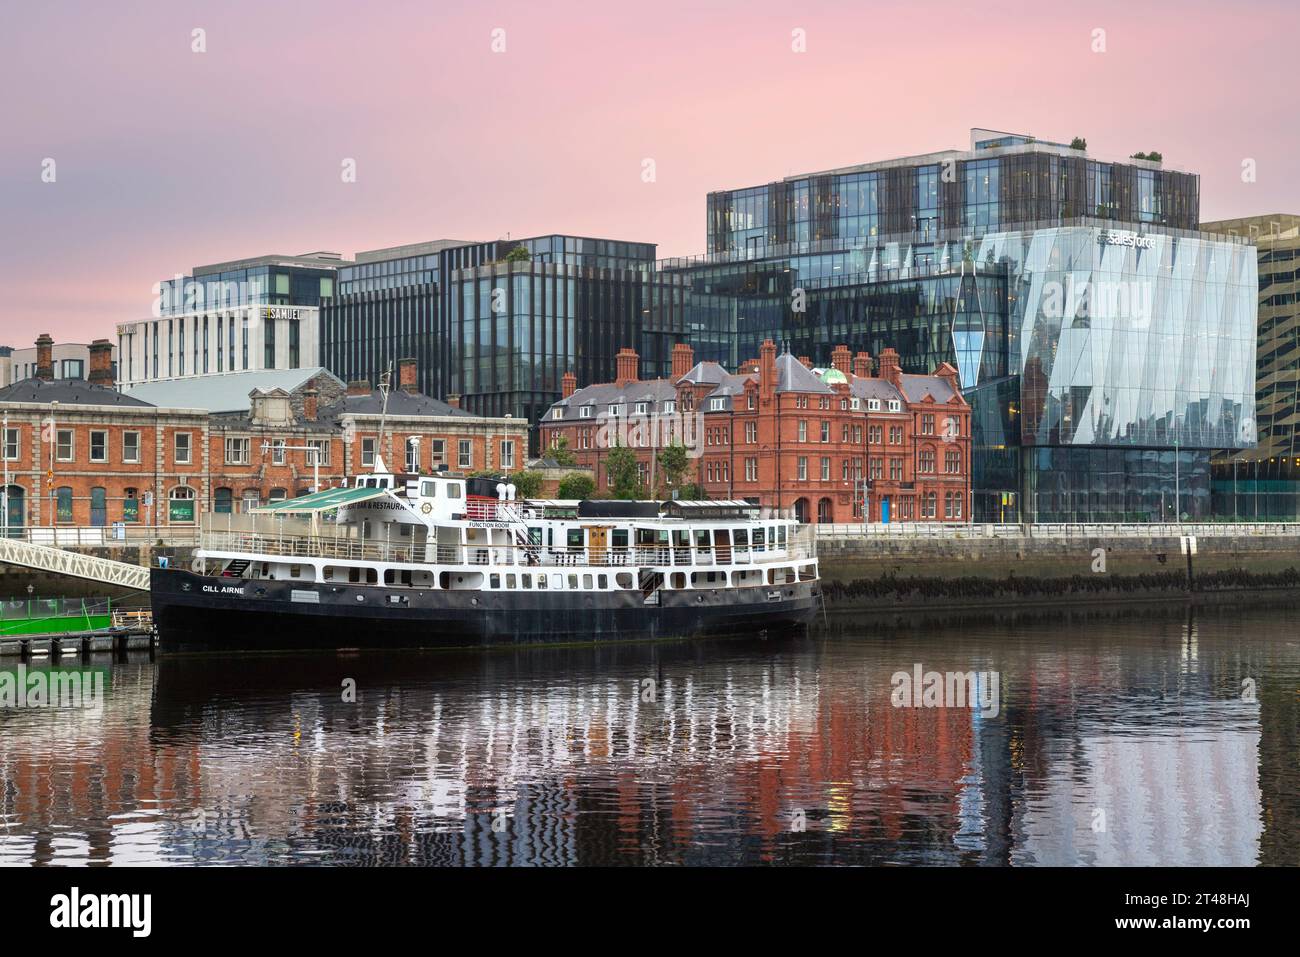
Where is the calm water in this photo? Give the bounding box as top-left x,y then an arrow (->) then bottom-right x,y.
1,602 -> 1297,866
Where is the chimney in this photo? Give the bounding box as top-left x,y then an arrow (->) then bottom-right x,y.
853,351 -> 873,379
347,379 -> 372,396
397,357 -> 418,394
759,339 -> 777,401
878,347 -> 902,387
445,393 -> 461,410
561,371 -> 577,399
615,348 -> 639,387
739,358 -> 759,375
88,338 -> 114,387
831,344 -> 852,375
671,342 -> 694,379
34,333 -> 54,382
798,356 -> 812,369
302,387 -> 318,422
935,362 -> 961,396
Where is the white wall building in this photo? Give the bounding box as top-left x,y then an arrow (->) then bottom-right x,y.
0,341 -> 112,387
116,305 -> 321,389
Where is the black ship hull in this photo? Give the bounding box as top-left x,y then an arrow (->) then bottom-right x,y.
150,568 -> 819,653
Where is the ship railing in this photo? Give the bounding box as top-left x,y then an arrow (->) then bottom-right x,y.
201,531 -> 817,568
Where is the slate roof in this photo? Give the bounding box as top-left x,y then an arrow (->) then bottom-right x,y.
122,368 -> 341,413
775,353 -> 832,393
0,377 -> 154,407
321,389 -> 472,419
546,379 -> 679,422
900,372 -> 959,404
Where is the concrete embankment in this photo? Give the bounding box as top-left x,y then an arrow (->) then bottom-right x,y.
818,531 -> 1300,611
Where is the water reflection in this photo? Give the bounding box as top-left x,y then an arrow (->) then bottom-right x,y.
1,603 -> 1296,866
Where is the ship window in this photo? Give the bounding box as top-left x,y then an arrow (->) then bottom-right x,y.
611,529 -> 628,548
598,575 -> 608,589
566,528 -> 584,548
528,527 -> 543,546
506,574 -> 517,589
289,565 -> 301,578
490,574 -> 501,589
568,574 -> 579,589
616,572 -> 633,589
695,529 -> 711,547
778,526 -> 787,545
447,483 -> 462,499
582,574 -> 593,589
754,528 -> 766,547
537,575 -> 548,590
522,575 -> 533,589
734,529 -> 748,546
550,574 -> 563,589
421,481 -> 437,497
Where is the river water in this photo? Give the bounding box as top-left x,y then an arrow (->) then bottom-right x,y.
1,601 -> 1296,866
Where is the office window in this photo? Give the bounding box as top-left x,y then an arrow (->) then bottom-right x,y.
89,430 -> 107,463
56,429 -> 74,462
174,432 -> 192,465
458,439 -> 473,469
225,437 -> 250,465
122,431 -> 140,464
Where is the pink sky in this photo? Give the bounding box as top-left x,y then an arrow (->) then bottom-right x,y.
2,0 -> 1296,344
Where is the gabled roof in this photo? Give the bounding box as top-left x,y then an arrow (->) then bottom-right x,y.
900,373 -> 959,404
677,361 -> 729,386
0,377 -> 154,407
545,379 -> 679,422
123,368 -> 341,413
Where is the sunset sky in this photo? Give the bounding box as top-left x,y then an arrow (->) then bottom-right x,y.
2,0 -> 1296,343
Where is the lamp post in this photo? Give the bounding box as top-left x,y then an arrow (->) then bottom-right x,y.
2,410 -> 8,538
46,400 -> 57,527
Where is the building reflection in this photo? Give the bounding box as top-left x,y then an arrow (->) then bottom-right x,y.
0,604 -> 1293,866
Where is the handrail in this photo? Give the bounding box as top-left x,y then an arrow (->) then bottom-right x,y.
814,521 -> 1300,539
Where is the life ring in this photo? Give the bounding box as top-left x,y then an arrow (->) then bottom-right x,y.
421,502 -> 433,514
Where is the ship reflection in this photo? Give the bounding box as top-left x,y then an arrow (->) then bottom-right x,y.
0,602 -> 1295,866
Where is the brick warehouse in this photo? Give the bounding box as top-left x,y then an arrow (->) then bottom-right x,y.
540,341 -> 971,523
0,336 -> 528,529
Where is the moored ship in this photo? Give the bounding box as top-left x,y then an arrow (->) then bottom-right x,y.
150,460 -> 820,653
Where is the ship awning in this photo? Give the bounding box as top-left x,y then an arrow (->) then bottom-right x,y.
251,486 -> 391,514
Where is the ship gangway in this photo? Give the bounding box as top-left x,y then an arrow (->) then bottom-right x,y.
0,536 -> 151,591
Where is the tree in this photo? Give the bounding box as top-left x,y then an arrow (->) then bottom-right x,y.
604,445 -> 643,500
1130,151 -> 1162,163
510,470 -> 544,498
547,436 -> 577,467
1069,137 -> 1087,151
504,245 -> 531,263
557,473 -> 596,500
676,483 -> 706,501
656,443 -> 690,496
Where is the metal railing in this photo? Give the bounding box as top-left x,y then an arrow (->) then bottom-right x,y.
0,525 -> 200,547
815,521 -> 1300,540
200,531 -> 818,570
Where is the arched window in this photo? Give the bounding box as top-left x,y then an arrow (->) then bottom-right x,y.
214,487 -> 234,514
168,486 -> 196,524
269,488 -> 288,503
241,489 -> 260,513
3,484 -> 25,535
817,497 -> 834,524
793,498 -> 810,524
56,486 -> 74,523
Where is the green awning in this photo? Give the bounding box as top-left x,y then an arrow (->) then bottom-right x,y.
251,486 -> 391,514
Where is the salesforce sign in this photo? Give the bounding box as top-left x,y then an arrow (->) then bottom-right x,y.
1099,228 -> 1156,250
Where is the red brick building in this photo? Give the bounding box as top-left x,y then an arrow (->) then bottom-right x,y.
1,337 -> 528,530
540,340 -> 971,524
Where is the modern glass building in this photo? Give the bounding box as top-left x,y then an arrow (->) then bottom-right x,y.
320,235 -> 674,449
659,130 -> 1257,521
155,251 -> 346,317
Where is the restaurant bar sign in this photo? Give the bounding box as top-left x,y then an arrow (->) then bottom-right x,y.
1099,229 -> 1155,250
264,306 -> 304,320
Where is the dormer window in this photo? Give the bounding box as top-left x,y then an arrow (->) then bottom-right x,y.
747,393 -> 756,410
580,406 -> 593,419
888,399 -> 901,412
709,397 -> 725,411
851,397 -> 861,410
635,401 -> 649,415
868,398 -> 881,411
608,404 -> 620,417
552,408 -> 564,420
663,400 -> 676,414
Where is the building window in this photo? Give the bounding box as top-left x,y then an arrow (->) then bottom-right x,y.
820,457 -> 831,481
2,427 -> 18,461
663,400 -> 676,414
306,440 -> 329,467
945,449 -> 962,474
798,420 -> 808,442
241,489 -> 260,513
123,488 -> 138,522
868,398 -> 880,411
169,486 -> 196,524
945,416 -> 960,439
923,492 -> 937,519
271,439 -> 286,465
890,458 -> 903,481
175,432 -> 192,465
264,317 -> 276,369
820,421 -> 830,443
797,456 -> 808,481
361,437 -> 376,468
122,431 -> 140,464
552,408 -> 564,420
745,458 -> 757,482
709,398 -> 724,411
89,430 -> 107,463
869,458 -> 883,481
56,486 -> 74,523
635,402 -> 648,416
580,406 -> 592,419
56,429 -> 74,462
431,439 -> 446,464
458,439 -> 473,469
888,400 -> 901,413
214,487 -> 233,514
269,488 -> 288,504
890,425 -> 903,444
922,413 -> 935,435
920,448 -> 936,473
608,404 -> 621,417
405,437 -> 420,473
745,421 -> 757,443
225,437 -> 250,465
501,440 -> 516,469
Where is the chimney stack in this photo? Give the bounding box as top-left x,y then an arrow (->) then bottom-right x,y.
671,342 -> 694,379
615,348 -> 638,387
798,356 -> 812,369
878,347 -> 902,387
302,387 -> 318,421
561,371 -> 577,399
398,357 -> 418,394
445,393 -> 461,410
347,379 -> 372,396
35,333 -> 54,382
853,351 -> 873,379
759,339 -> 777,401
831,344 -> 852,375
88,338 -> 114,388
